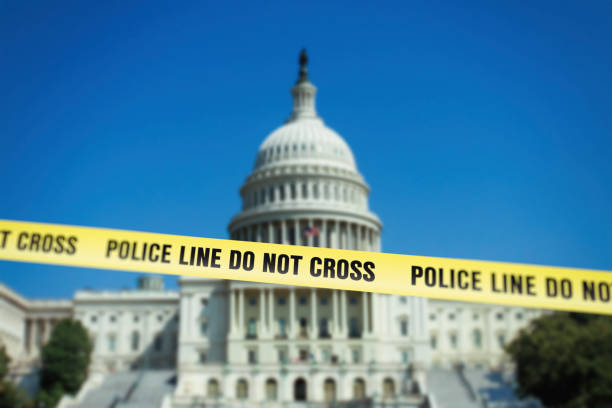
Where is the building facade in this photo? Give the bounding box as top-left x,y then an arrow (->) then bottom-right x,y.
0,52 -> 542,407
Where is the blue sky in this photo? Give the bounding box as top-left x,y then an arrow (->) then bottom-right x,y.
1,1 -> 611,298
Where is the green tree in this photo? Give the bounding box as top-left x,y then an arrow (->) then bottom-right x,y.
506,312 -> 612,408
0,345 -> 29,408
38,319 -> 92,407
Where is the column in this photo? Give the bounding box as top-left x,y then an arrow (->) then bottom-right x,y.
294,219 -> 300,246
268,288 -> 274,337
332,290 -> 339,337
238,289 -> 245,337
333,222 -> 339,249
289,288 -> 296,337
341,291 -> 348,337
268,222 -> 274,244
256,223 -> 262,242
321,220 -> 328,248
187,294 -> 195,338
310,288 -> 317,339
281,220 -> 288,245
358,225 -> 363,251
259,288 -> 266,337
229,288 -> 236,335
362,292 -> 369,337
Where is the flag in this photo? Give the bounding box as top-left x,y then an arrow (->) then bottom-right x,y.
303,226 -> 320,237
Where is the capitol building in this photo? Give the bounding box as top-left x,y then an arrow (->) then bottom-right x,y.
0,51 -> 543,408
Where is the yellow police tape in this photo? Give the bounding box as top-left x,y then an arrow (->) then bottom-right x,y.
0,219 -> 611,315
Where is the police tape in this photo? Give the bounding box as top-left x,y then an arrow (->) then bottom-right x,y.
0,219 -> 611,315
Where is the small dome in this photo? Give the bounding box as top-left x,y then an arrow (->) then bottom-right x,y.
254,118 -> 357,171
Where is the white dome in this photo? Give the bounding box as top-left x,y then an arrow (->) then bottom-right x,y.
254,118 -> 357,171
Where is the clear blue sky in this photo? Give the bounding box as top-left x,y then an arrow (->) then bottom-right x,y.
1,1 -> 611,298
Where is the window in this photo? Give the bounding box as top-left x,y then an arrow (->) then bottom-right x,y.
278,318 -> 287,337
353,378 -> 366,400
349,318 -> 359,338
352,348 -> 361,363
400,297 -> 407,304
131,331 -> 140,351
516,312 -> 523,320
109,315 -> 116,323
320,318 -> 330,338
107,333 -> 116,352
91,316 -> 97,323
207,379 -> 219,398
349,297 -> 357,305
277,348 -> 287,363
248,349 -> 257,364
450,333 -> 458,349
248,319 -> 257,338
302,183 -> 308,198
430,335 -> 437,349
383,378 -> 395,399
278,297 -> 286,306
154,334 -> 163,351
402,350 -> 410,363
497,312 -> 504,320
236,379 -> 248,400
200,321 -> 208,336
320,297 -> 328,305
473,313 -> 479,321
498,333 -> 506,347
199,351 -> 207,363
133,315 -> 139,323
157,314 -> 163,322
279,185 -> 285,201
265,378 -> 278,401
269,187 -> 275,203
448,313 -> 455,321
321,348 -> 331,362
400,319 -> 409,336
299,348 -> 309,362
473,329 -> 482,349
249,297 -> 256,306
290,183 -> 296,199
429,314 -> 436,321
299,297 -> 307,305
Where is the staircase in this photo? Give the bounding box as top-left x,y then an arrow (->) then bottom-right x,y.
427,368 -> 480,408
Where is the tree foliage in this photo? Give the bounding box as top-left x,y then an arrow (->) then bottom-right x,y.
0,345 -> 29,408
38,319 -> 92,407
506,312 -> 612,408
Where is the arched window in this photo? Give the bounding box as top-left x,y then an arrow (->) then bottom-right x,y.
383,378 -> 395,399
279,185 -> 285,201
131,331 -> 139,351
207,378 -> 220,398
294,378 -> 307,401
265,378 -> 277,401
236,379 -> 248,400
473,329 -> 482,349
269,186 -> 275,203
353,378 -> 366,400
324,378 -> 336,402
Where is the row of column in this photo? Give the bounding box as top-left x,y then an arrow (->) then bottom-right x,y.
228,287 -> 374,339
231,219 -> 380,251
24,318 -> 56,354
243,179 -> 365,210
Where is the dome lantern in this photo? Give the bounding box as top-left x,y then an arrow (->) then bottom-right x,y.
287,49 -> 319,123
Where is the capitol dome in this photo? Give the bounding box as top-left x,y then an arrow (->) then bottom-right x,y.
228,50 -> 381,249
